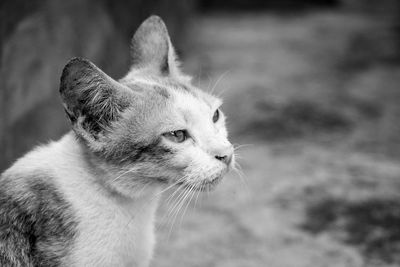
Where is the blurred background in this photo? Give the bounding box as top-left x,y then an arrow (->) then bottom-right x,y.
1,0 -> 400,266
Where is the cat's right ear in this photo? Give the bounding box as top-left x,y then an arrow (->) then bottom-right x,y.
59,58 -> 130,142
130,16 -> 191,79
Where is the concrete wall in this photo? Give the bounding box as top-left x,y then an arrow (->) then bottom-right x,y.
0,0 -> 194,171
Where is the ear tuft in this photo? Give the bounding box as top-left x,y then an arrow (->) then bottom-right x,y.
60,57 -> 130,139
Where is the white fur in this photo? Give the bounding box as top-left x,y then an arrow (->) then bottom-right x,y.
6,133 -> 160,267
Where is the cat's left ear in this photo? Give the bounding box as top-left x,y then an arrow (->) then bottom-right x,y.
130,15 -> 186,79
59,58 -> 132,143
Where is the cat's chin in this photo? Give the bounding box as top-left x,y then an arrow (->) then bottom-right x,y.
175,174 -> 225,192
197,175 -> 224,192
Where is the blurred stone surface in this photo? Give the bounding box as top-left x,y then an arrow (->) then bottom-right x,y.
0,0 -> 194,171
154,13 -> 400,266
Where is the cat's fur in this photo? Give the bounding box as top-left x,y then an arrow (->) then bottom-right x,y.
0,16 -> 233,267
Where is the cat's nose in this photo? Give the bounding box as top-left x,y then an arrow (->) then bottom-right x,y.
214,146 -> 233,166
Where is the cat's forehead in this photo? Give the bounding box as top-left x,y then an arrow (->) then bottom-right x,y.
122,77 -> 221,110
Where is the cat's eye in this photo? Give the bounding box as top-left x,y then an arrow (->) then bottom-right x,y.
162,130 -> 188,143
212,109 -> 220,123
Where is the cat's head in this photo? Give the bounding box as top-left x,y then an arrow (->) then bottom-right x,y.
59,16 -> 233,197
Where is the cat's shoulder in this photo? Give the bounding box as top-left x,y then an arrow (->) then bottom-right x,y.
0,134 -> 79,266
0,132 -> 80,221
2,132 -> 81,182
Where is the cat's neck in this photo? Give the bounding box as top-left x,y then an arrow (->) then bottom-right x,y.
49,133 -> 160,266
59,131 -> 163,203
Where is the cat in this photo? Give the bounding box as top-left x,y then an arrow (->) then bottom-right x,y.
0,15 -> 233,267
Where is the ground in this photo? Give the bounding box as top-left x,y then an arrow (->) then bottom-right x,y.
152,12 -> 400,267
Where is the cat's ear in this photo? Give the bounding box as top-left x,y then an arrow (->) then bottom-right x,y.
60,58 -> 130,141
130,15 -> 183,77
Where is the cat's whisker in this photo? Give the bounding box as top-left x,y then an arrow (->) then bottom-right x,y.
167,188 -> 187,218
163,191 -> 184,223
234,154 -> 245,160
216,86 -> 229,98
162,182 -> 188,224
234,167 -> 246,185
170,187 -> 191,230
178,184 -> 197,229
209,70 -> 230,96
233,159 -> 245,175
159,191 -> 182,232
163,177 -> 185,201
195,65 -> 203,88
204,75 -> 212,92
136,182 -> 150,196
125,184 -> 149,228
232,161 -> 249,191
173,183 -> 195,228
165,177 -> 188,206
168,183 -> 192,220
235,160 -> 245,173
164,195 -> 183,224
151,176 -> 187,201
233,143 -> 254,151
124,182 -> 158,230
157,191 -> 183,231
193,183 -> 202,211
166,186 -> 193,239
112,167 -> 137,182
